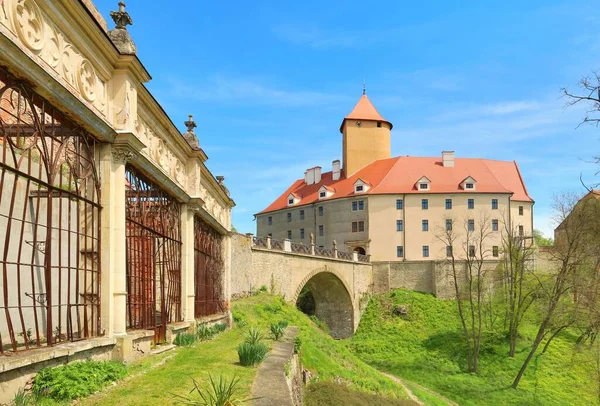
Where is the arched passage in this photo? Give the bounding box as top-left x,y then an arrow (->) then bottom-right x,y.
354,247 -> 366,255
294,270 -> 354,339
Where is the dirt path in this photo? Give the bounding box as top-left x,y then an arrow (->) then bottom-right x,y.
381,372 -> 459,406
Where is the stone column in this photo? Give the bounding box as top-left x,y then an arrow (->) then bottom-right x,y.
99,144 -> 132,337
180,204 -> 196,322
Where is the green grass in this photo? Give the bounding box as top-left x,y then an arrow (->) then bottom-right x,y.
350,289 -> 598,406
81,328 -> 258,405
232,294 -> 414,402
304,381 -> 416,406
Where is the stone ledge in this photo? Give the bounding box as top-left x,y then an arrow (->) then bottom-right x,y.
195,313 -> 228,324
0,337 -> 116,373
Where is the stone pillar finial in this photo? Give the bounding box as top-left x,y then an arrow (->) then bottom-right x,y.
183,114 -> 200,149
108,2 -> 137,54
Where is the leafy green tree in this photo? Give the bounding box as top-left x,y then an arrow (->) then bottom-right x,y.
533,229 -> 553,247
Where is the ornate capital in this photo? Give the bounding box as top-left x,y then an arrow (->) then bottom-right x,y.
112,147 -> 133,164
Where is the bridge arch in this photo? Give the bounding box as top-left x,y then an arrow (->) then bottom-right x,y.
293,267 -> 355,339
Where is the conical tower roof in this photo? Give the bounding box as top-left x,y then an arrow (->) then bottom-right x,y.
339,94 -> 392,133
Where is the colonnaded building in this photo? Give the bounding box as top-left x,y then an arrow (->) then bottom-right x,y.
256,92 -> 534,261
0,0 -> 233,399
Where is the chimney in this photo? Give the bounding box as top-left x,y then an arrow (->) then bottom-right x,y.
304,168 -> 315,185
442,151 -> 455,168
332,160 -> 341,181
314,166 -> 322,184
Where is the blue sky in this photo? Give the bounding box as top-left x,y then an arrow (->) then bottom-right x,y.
95,0 -> 600,238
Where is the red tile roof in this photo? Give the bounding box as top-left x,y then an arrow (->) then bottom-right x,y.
339,94 -> 393,132
257,156 -> 533,214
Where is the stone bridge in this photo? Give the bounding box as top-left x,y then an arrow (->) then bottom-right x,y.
230,234 -> 373,338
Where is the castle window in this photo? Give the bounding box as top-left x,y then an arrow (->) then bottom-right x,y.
319,191 -> 326,198
397,246 -> 404,258
319,225 -> 324,236
423,246 -> 430,258
356,185 -> 364,192
519,225 -> 524,236
519,206 -> 524,216
422,199 -> 429,210
445,198 -> 452,210
446,246 -> 453,257
446,219 -> 453,231
352,221 -> 365,233
419,183 -> 429,190
493,246 -> 499,257
352,200 -> 365,211
492,219 -> 499,231
287,230 -> 292,239
396,220 -> 403,232
469,245 -> 476,257
268,216 -> 272,225
492,199 -> 498,210
287,212 -> 292,222
300,228 -> 305,239
422,220 -> 429,232
468,199 -> 475,209
318,206 -> 324,216
288,198 -> 294,205
377,121 -> 382,128
300,210 -> 305,220
396,199 -> 403,210
465,183 -> 474,189
468,219 -> 475,231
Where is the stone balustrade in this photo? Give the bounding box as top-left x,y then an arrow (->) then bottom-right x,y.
250,235 -> 370,263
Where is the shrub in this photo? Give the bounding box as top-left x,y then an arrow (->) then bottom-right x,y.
33,361 -> 127,402
174,332 -> 197,347
294,336 -> 302,354
277,320 -> 289,328
258,285 -> 268,293
12,388 -> 37,406
173,374 -> 248,406
245,327 -> 263,345
232,310 -> 247,327
309,315 -> 330,334
263,302 -> 283,313
237,343 -> 268,366
270,323 -> 285,341
197,323 -> 216,341
213,323 -> 227,333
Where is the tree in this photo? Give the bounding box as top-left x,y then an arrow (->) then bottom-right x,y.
512,192 -> 600,388
436,214 -> 495,373
533,229 -> 553,247
501,220 -> 539,358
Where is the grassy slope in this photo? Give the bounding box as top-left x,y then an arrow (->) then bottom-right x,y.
349,289 -> 597,406
233,294 -> 413,402
82,293 -> 412,405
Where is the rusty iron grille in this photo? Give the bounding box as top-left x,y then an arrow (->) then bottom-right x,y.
0,68 -> 102,354
194,216 -> 224,318
125,165 -> 181,342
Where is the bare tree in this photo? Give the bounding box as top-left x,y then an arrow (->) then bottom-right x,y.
512,192 -> 600,388
436,214 -> 495,373
500,216 -> 539,358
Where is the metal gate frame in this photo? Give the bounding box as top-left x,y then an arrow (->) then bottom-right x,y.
193,216 -> 224,318
0,67 -> 101,354
125,165 -> 182,343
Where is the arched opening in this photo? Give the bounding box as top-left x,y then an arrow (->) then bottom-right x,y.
295,272 -> 354,339
354,247 -> 366,255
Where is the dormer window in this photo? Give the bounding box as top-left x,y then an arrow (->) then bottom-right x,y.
461,176 -> 477,191
354,178 -> 371,194
416,176 -> 431,191
287,193 -> 300,206
318,185 -> 335,200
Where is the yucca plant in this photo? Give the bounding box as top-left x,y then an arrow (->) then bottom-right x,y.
244,327 -> 263,345
213,323 -> 227,333
173,374 -> 249,405
174,332 -> 197,347
12,388 -> 35,406
270,323 -> 284,341
237,342 -> 268,366
197,323 -> 216,341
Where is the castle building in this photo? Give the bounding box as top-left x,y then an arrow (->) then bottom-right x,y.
255,93 -> 534,261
